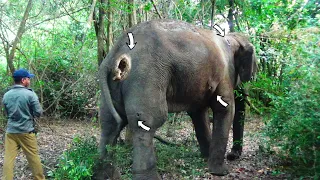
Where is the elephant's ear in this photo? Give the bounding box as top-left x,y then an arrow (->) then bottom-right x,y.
230,33 -> 257,83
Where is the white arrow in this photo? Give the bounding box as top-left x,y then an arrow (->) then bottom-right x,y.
126,32 -> 137,50
213,24 -> 225,37
138,121 -> 150,131
217,95 -> 228,107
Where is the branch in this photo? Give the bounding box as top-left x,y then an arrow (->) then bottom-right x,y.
150,0 -> 162,19
61,3 -> 81,23
86,0 -> 97,28
245,97 -> 262,115
43,74 -> 87,112
29,1 -> 45,20
8,0 -> 33,74
154,135 -> 179,146
27,7 -> 87,29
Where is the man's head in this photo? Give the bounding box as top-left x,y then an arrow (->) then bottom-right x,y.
13,68 -> 35,87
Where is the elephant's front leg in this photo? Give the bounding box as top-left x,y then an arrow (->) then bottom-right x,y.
209,81 -> 235,176
227,87 -> 246,160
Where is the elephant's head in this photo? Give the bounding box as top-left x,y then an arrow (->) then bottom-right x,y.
228,33 -> 258,83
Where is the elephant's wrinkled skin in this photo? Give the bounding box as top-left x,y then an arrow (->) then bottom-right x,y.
98,19 -> 257,179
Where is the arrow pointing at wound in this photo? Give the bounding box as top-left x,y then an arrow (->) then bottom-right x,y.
217,95 -> 228,107
126,32 -> 137,50
138,121 -> 150,131
213,24 -> 225,37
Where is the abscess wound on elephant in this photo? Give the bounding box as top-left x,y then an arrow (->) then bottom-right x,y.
113,54 -> 131,81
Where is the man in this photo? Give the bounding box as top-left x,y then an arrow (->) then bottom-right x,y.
2,68 -> 45,180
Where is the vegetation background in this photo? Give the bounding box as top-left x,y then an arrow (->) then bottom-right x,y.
0,0 -> 319,179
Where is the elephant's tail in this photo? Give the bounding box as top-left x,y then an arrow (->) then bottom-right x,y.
99,54 -> 132,125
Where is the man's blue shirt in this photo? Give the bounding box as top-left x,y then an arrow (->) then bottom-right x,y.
2,85 -> 43,133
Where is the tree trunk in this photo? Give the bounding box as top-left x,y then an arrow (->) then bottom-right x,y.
210,0 -> 216,29
7,0 -> 33,74
95,0 -> 107,66
94,0 -> 113,66
151,0 -> 162,19
128,0 -> 137,27
106,0 -> 113,52
227,0 -> 235,32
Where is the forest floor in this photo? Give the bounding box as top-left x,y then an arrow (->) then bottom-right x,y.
0,114 -> 293,180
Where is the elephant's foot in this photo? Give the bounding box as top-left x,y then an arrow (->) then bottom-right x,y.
226,149 -> 242,161
93,161 -> 121,180
208,162 -> 229,176
200,148 -> 210,159
133,167 -> 161,180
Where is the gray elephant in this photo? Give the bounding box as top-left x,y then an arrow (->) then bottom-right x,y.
98,19 -> 257,179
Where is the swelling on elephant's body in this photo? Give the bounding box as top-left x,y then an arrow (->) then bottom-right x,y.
98,19 -> 257,179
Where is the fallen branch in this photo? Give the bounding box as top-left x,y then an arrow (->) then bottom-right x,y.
245,97 -> 262,115
154,135 -> 179,146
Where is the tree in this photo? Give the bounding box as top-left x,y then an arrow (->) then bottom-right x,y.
227,0 -> 235,32
0,0 -> 33,74
210,0 -> 216,29
94,0 -> 107,66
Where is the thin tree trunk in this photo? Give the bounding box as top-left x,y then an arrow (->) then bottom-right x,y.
210,0 -> 216,29
201,0 -> 205,26
227,0 -> 235,32
87,0 -> 97,28
128,0 -> 137,27
106,0 -> 113,52
234,10 -> 241,31
150,0 -> 162,19
95,0 -> 107,66
7,0 -> 33,74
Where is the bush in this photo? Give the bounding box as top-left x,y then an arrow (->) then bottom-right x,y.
50,136 -> 99,180
264,62 -> 319,177
258,28 -> 320,178
104,141 -> 206,179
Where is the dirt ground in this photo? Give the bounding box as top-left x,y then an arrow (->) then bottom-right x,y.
0,115 -> 291,180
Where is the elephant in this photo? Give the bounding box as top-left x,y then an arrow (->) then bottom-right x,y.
98,19 -> 257,179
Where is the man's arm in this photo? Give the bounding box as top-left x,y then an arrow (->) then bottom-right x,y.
30,92 -> 43,118
1,97 -> 7,117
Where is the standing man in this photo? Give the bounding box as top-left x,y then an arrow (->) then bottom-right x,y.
2,68 -> 45,180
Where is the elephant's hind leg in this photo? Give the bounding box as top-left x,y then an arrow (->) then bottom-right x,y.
188,108 -> 211,158
95,99 -> 127,180
98,97 -> 127,159
208,80 -> 235,176
125,110 -> 166,180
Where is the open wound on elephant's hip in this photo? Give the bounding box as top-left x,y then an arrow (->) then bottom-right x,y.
113,54 -> 131,81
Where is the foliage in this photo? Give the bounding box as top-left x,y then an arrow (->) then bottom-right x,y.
245,0 -> 319,32
49,136 -> 99,180
105,144 -> 133,179
156,142 -> 206,179
253,28 -> 320,178
50,137 -> 206,180
105,141 -> 206,180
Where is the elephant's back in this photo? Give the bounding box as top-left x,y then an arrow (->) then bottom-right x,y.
108,20 -> 228,111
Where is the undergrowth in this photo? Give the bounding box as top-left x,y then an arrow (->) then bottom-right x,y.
49,136 -> 99,180
50,134 -> 207,180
